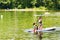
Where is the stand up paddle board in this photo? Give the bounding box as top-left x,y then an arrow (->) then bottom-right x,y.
24,27 -> 57,33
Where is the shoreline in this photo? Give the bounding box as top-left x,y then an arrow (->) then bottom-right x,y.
0,9 -> 48,11
0,9 -> 60,11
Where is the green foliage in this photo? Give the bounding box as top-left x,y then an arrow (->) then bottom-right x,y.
35,0 -> 45,7
16,0 -> 34,8
0,0 -> 60,10
0,0 -> 15,9
52,0 -> 60,10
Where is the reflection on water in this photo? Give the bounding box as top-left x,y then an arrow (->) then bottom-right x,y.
38,32 -> 43,40
37,31 -> 60,40
23,30 -> 60,40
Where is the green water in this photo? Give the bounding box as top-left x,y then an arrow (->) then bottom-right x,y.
0,11 -> 60,40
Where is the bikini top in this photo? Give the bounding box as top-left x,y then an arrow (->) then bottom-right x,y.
38,19 -> 42,23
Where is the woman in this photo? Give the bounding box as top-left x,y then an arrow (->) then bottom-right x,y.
38,16 -> 42,30
38,16 -> 43,40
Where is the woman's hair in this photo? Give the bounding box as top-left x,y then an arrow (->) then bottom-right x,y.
39,16 -> 42,19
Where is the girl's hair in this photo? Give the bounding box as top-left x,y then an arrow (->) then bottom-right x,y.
33,23 -> 35,25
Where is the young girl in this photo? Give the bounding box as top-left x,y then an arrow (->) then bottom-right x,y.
33,23 -> 38,34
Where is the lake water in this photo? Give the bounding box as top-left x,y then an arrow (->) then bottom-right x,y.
0,11 -> 60,40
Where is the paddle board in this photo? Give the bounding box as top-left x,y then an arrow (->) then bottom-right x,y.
24,27 -> 57,33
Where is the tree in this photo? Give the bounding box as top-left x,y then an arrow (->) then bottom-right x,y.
0,0 -> 60,10
35,0 -> 45,7
52,0 -> 60,10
